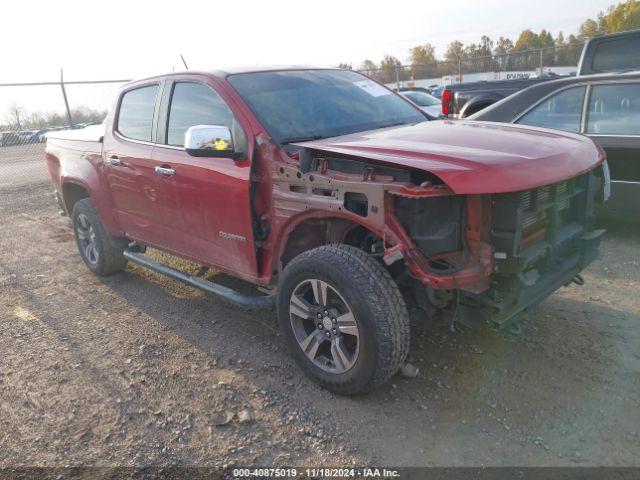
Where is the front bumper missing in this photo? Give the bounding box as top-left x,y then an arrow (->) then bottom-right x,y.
458,170 -> 605,327
459,228 -> 604,326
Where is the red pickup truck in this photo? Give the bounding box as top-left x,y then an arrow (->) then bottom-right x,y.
45,67 -> 607,394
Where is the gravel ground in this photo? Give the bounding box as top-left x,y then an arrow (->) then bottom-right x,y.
0,172 -> 638,468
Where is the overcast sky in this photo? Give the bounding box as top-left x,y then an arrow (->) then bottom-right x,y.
0,0 -> 616,116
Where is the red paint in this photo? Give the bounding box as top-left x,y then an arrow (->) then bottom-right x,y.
45,69 -> 603,292
102,134 -> 166,248
151,143 -> 257,278
295,120 -> 604,194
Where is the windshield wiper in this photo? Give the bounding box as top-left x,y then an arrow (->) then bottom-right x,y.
280,134 -> 324,145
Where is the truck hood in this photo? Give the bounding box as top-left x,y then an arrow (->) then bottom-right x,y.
294,120 -> 604,194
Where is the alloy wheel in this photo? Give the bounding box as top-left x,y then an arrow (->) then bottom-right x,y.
75,213 -> 99,266
289,279 -> 359,374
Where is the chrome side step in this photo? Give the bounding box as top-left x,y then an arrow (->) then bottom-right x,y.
123,250 -> 275,310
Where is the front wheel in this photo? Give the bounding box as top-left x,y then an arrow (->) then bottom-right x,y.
277,245 -> 410,395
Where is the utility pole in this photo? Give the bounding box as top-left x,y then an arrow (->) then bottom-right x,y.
539,48 -> 544,76
60,69 -> 73,127
394,62 -> 400,90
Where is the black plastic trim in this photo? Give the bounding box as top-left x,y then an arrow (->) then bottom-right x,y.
123,250 -> 274,310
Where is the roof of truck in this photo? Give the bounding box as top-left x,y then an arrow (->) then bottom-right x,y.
123,66 -> 341,87
210,65 -> 336,75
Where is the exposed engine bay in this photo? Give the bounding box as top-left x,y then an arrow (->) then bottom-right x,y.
267,143 -> 605,329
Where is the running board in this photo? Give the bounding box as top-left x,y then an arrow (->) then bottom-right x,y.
123,250 -> 275,310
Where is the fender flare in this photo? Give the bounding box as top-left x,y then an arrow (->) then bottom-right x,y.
59,176 -> 93,212
60,175 -> 121,236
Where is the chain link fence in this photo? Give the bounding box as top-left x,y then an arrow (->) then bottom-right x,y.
359,43 -> 584,89
0,75 -> 129,190
0,43 -> 585,191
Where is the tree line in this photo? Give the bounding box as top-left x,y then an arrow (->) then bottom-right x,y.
349,0 -> 640,83
3,0 -> 639,123
1,102 -> 107,132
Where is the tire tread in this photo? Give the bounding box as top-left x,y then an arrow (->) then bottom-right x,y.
72,198 -> 127,275
279,244 -> 410,394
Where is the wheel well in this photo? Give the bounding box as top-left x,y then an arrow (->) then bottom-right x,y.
280,218 -> 381,269
62,183 -> 90,214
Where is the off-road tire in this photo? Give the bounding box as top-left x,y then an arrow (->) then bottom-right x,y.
277,244 -> 410,395
71,198 -> 127,275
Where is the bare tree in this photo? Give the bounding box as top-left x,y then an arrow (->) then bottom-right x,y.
6,102 -> 26,130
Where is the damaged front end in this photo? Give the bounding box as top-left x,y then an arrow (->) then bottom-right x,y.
458,170 -> 605,327
387,167 -> 605,327
271,141 -> 605,329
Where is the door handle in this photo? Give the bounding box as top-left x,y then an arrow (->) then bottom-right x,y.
106,155 -> 121,166
154,166 -> 176,176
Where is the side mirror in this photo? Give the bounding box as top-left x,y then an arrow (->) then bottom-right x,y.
184,125 -> 243,159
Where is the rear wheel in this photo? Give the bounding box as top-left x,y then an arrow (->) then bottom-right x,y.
72,198 -> 127,275
277,245 -> 410,395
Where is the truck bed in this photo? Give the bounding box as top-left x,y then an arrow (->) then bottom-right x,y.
45,124 -> 105,153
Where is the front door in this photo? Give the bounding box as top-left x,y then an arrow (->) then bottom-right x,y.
103,83 -> 167,248
151,80 -> 257,278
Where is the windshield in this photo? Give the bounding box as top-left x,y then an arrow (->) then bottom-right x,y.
228,69 -> 426,144
402,91 -> 440,107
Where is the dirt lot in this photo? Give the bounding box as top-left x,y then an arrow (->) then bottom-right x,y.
0,146 -> 639,468
0,143 -> 47,188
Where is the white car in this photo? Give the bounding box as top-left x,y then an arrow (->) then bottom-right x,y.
400,90 -> 442,118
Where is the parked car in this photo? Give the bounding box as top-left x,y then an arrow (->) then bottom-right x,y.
398,89 -> 442,118
0,129 -> 47,146
443,29 -> 640,119
21,130 -> 46,144
470,71 -> 639,222
26,130 -> 41,143
441,75 -> 563,119
36,129 -> 50,142
45,67 -> 606,394
429,86 -> 443,99
0,131 -> 23,147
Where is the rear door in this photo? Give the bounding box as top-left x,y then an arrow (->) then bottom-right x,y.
584,82 -> 640,217
151,77 -> 257,278
102,83 -> 167,248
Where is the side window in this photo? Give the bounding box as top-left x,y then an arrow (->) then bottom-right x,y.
517,86 -> 586,133
117,85 -> 158,142
166,82 -> 240,147
592,37 -> 640,73
586,83 -> 640,135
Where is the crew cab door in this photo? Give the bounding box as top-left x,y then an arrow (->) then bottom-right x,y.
102,83 -> 167,248
151,78 -> 257,278
583,82 -> 640,217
